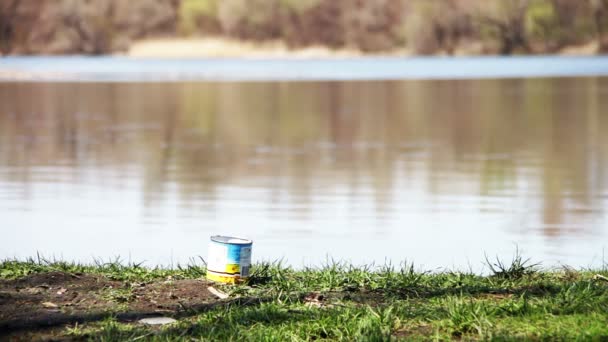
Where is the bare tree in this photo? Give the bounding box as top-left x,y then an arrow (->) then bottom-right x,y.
0,0 -> 43,55
477,0 -> 531,55
0,0 -> 20,55
590,0 -> 608,51
60,0 -> 116,54
433,0 -> 473,55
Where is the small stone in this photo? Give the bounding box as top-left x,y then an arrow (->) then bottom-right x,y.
138,317 -> 177,325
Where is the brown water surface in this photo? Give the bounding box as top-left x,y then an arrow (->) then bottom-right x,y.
1,79 -> 607,269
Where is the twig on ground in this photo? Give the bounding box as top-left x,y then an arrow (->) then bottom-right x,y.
593,274 -> 608,282
207,286 -> 229,299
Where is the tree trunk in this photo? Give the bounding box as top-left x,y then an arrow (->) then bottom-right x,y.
594,9 -> 603,48
591,0 -> 608,51
0,0 -> 19,55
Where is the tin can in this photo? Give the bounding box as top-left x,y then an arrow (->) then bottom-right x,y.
206,235 -> 252,284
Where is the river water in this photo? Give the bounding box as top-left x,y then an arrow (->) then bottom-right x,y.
1,59 -> 608,270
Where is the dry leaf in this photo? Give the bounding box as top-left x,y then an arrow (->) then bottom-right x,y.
304,292 -> 325,308
56,288 -> 67,295
42,302 -> 58,308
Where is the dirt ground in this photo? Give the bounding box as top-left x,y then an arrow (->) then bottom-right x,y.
0,272 -> 222,339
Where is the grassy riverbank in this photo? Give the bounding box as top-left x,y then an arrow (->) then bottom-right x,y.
2,256 -> 608,340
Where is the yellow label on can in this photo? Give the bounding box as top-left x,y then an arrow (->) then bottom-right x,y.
207,270 -> 243,284
225,264 -> 240,274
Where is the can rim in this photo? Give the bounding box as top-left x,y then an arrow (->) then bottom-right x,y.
211,235 -> 253,245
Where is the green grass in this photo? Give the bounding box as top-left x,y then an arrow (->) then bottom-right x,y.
2,254 -> 608,340
0,255 -> 206,282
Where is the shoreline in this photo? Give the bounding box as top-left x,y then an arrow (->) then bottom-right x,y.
126,37 -> 372,59
126,37 -> 602,59
4,37 -> 598,59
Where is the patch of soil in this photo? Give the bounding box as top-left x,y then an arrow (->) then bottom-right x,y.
393,324 -> 435,339
130,279 -> 219,313
0,272 -> 220,336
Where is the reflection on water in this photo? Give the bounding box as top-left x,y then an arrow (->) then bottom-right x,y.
1,79 -> 607,269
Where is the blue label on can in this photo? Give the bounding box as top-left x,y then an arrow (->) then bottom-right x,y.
226,243 -> 243,264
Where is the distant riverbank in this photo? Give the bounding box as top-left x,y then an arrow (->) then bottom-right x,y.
3,1 -> 608,57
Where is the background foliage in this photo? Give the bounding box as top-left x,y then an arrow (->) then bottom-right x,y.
1,0 -> 607,55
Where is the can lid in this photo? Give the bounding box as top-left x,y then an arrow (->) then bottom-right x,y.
211,235 -> 252,245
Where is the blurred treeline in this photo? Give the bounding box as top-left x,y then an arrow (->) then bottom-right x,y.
1,0 -> 607,55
